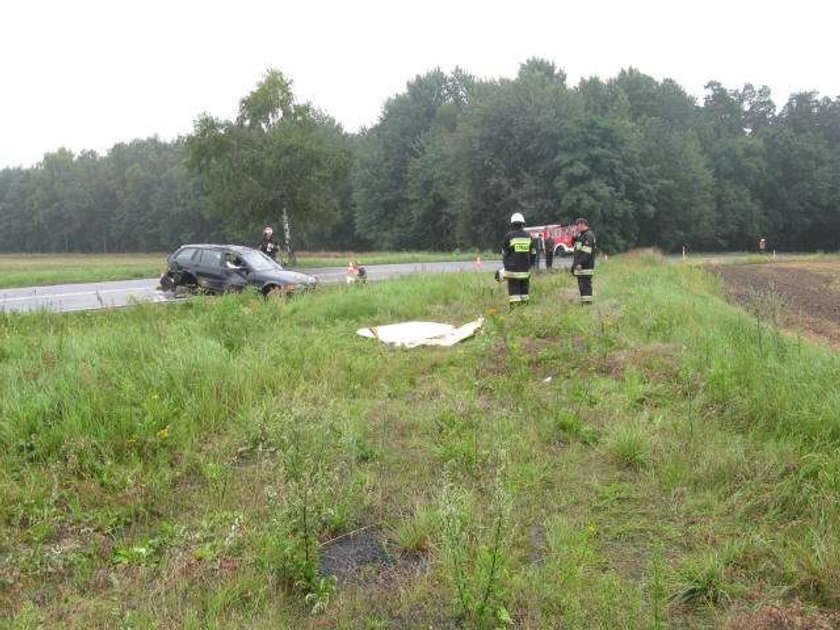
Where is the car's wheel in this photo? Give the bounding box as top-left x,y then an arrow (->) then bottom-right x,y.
178,273 -> 198,290
263,284 -> 292,300
158,273 -> 175,292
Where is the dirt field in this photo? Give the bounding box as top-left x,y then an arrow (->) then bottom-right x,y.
715,260 -> 840,348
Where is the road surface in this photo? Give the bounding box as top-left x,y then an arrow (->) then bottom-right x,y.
0,259 -> 570,314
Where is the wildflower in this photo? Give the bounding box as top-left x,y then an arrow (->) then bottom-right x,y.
156,425 -> 171,440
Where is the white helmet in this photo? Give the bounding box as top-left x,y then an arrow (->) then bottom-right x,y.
510,212 -> 525,225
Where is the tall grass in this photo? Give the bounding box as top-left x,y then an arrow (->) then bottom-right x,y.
2,256 -> 840,626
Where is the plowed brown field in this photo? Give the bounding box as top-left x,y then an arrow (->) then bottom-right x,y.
714,260 -> 840,348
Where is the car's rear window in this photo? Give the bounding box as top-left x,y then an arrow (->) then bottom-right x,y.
173,247 -> 197,262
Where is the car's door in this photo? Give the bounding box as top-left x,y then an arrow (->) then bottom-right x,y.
193,248 -> 226,291
221,251 -> 249,292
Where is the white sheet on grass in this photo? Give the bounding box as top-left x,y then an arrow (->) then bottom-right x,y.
357,318 -> 484,348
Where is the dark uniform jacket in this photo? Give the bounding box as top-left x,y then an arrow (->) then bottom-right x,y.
258,237 -> 280,260
572,228 -> 596,275
502,228 -> 535,277
544,236 -> 555,258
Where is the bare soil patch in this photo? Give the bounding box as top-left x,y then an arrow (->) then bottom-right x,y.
319,527 -> 391,582
714,261 -> 840,348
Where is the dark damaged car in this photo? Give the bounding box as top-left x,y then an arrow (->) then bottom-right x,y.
158,244 -> 317,297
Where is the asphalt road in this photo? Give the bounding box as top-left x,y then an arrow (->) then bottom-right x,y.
0,258 -> 570,314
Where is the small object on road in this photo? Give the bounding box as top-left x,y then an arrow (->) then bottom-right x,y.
357,318 -> 484,348
346,261 -> 367,284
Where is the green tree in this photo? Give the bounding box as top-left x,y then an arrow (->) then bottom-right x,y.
353,68 -> 473,250
638,122 -> 716,251
186,69 -> 350,262
761,94 -> 832,250
554,114 -> 652,252
452,60 -> 581,248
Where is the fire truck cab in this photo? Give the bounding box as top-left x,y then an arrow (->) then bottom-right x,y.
524,223 -> 579,256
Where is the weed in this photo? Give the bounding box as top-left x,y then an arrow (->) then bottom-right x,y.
671,549 -> 732,606
440,466 -> 513,627
646,543 -> 668,629
745,285 -> 788,353
394,505 -> 440,555
539,409 -> 598,446
604,421 -> 653,470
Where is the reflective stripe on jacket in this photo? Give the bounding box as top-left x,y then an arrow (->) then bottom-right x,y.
572,229 -> 596,272
502,229 -> 534,273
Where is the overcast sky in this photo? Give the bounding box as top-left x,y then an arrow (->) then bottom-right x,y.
2,0 -> 838,168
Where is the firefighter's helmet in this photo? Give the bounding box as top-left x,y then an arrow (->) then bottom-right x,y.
510,212 -> 525,225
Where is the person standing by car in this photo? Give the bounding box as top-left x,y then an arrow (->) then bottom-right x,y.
258,226 -> 280,261
571,217 -> 596,304
531,234 -> 543,270
544,234 -> 555,269
500,212 -> 535,307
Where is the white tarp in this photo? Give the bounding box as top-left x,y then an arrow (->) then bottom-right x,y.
356,318 -> 484,348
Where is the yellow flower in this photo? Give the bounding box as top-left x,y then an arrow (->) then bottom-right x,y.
156,425 -> 171,440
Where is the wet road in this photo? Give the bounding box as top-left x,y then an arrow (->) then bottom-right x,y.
1,259 -> 572,314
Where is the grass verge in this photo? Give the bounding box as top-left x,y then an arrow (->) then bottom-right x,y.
1,254 -> 839,627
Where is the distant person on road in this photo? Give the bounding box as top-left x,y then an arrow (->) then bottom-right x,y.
758,237 -> 767,255
544,234 -> 555,269
572,217 -> 596,305
500,212 -> 535,307
258,226 -> 280,261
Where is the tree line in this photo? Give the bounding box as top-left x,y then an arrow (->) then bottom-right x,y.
2,61 -> 839,255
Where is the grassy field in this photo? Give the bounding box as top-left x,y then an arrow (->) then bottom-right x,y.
0,251 -> 495,289
2,255 -> 839,627
0,254 -> 168,288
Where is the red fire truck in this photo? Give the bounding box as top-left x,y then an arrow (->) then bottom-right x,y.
524,223 -> 580,256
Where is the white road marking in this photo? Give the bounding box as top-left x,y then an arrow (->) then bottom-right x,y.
0,287 -> 153,303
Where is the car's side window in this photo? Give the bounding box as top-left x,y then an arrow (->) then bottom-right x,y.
198,249 -> 222,267
173,247 -> 197,263
223,252 -> 243,268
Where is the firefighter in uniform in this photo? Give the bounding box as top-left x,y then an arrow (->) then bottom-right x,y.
572,217 -> 596,304
501,212 -> 535,306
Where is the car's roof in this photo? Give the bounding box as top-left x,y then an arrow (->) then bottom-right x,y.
176,244 -> 256,252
